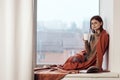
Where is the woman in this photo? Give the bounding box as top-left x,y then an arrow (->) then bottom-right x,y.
62,15 -> 109,72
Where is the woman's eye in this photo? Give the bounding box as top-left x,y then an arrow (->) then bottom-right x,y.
94,22 -> 97,24
91,23 -> 94,25
92,22 -> 97,25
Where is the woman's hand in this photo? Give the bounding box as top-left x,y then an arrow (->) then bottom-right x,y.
72,56 -> 82,63
76,50 -> 86,56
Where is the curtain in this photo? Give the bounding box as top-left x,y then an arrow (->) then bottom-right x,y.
0,0 -> 34,80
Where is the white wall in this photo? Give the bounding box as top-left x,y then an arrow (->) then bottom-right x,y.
112,0 -> 120,72
0,1 -> 6,80
100,0 -> 120,72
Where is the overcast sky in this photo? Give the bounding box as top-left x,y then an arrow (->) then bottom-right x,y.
37,0 -> 99,29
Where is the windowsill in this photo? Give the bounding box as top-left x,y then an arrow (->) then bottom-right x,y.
64,72 -> 119,78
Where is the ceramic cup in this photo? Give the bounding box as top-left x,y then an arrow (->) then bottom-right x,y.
83,33 -> 89,40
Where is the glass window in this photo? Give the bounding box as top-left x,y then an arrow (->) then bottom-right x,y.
37,0 -> 99,65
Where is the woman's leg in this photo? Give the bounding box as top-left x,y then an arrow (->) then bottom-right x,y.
62,54 -> 85,70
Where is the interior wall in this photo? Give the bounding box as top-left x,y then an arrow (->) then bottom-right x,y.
112,0 -> 120,72
100,0 -> 120,72
0,1 -> 6,80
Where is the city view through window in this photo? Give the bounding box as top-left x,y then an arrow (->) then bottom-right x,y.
37,0 -> 99,65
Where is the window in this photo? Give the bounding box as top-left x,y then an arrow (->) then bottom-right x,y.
37,0 -> 99,65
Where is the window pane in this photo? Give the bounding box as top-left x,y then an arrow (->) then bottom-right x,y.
37,0 -> 99,65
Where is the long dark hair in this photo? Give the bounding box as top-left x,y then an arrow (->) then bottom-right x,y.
90,15 -> 103,33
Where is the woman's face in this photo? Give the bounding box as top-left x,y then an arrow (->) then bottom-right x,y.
91,19 -> 102,31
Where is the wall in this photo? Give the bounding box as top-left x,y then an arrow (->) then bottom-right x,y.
112,0 -> 120,72
0,1 -> 6,80
100,0 -> 120,72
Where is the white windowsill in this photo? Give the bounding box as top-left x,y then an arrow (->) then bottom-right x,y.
64,72 -> 119,78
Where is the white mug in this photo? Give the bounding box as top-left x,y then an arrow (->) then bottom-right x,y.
83,33 -> 89,40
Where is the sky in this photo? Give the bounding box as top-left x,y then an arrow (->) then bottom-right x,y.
37,0 -> 99,29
